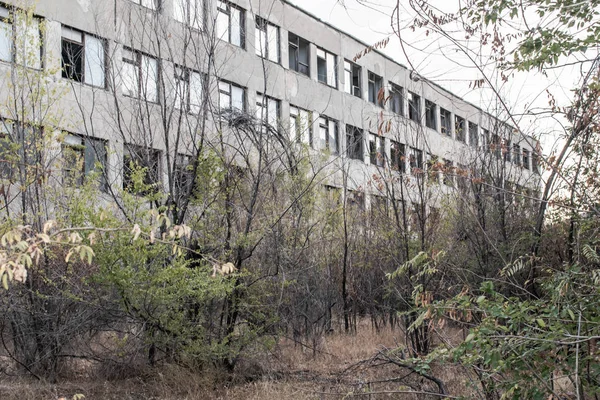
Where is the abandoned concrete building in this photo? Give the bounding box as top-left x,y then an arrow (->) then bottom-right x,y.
0,0 -> 541,215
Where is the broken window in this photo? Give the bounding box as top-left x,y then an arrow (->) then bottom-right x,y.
216,1 -> 244,47
62,133 -> 108,191
491,134 -> 501,158
456,163 -> 469,191
317,47 -> 337,87
370,195 -> 388,222
123,144 -> 161,194
255,16 -> 279,63
346,125 -> 363,161
344,60 -> 361,97
288,32 -> 309,76
61,26 -> 106,88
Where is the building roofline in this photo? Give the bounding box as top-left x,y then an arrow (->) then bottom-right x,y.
281,0 -> 510,127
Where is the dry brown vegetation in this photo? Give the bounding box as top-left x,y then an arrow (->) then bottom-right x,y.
0,321 -> 474,399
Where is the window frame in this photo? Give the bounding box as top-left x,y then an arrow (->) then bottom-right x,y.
316,47 -> 337,88
408,91 -> 421,123
427,154 -> 440,184
389,83 -> 404,116
256,92 -> 280,131
367,71 -> 383,107
368,133 -> 384,167
440,108 -> 452,136
62,132 -> 108,191
174,65 -> 203,114
61,26 -> 107,88
455,115 -> 466,142
121,47 -> 159,103
344,60 -> 361,98
513,143 -> 521,166
425,100 -> 437,130
442,158 -> 454,186
288,32 -> 309,76
255,16 -> 280,63
468,122 -> 479,147
218,79 -> 245,112
503,139 -> 512,162
345,124 -> 363,161
409,147 -> 423,174
289,105 -> 312,144
390,140 -> 406,173
0,5 -> 43,69
319,115 -> 338,155
216,1 -> 244,48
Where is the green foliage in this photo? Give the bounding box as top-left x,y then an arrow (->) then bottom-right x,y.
415,259 -> 600,398
465,0 -> 600,70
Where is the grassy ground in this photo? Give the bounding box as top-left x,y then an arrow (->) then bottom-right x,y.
0,323 -> 474,399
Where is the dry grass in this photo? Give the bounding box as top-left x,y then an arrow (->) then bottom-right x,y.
0,322 -> 476,399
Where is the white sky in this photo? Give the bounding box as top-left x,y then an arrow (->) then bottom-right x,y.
288,0 -> 583,154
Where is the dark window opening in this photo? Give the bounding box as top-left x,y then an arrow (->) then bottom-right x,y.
390,140 -> 405,173
440,108 -> 452,136
346,125 -> 363,161
425,100 -> 436,130
389,83 -> 403,115
288,33 -> 309,76
368,71 -> 383,107
408,91 -> 420,123
455,115 -> 465,142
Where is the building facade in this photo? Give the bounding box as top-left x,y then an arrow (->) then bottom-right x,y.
0,0 -> 541,215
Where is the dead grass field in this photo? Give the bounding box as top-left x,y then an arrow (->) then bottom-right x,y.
0,322 -> 475,400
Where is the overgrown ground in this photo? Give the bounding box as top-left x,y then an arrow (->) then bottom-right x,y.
0,322 -> 474,399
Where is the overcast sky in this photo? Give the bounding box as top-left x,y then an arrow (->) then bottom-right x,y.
286,0 -> 579,152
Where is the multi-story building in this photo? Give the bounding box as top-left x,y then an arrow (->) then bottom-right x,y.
0,0 -> 541,217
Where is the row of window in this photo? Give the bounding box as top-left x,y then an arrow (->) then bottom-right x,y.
123,1 -> 517,150
0,120 -> 194,195
3,1 -> 532,164
0,120 -> 538,211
